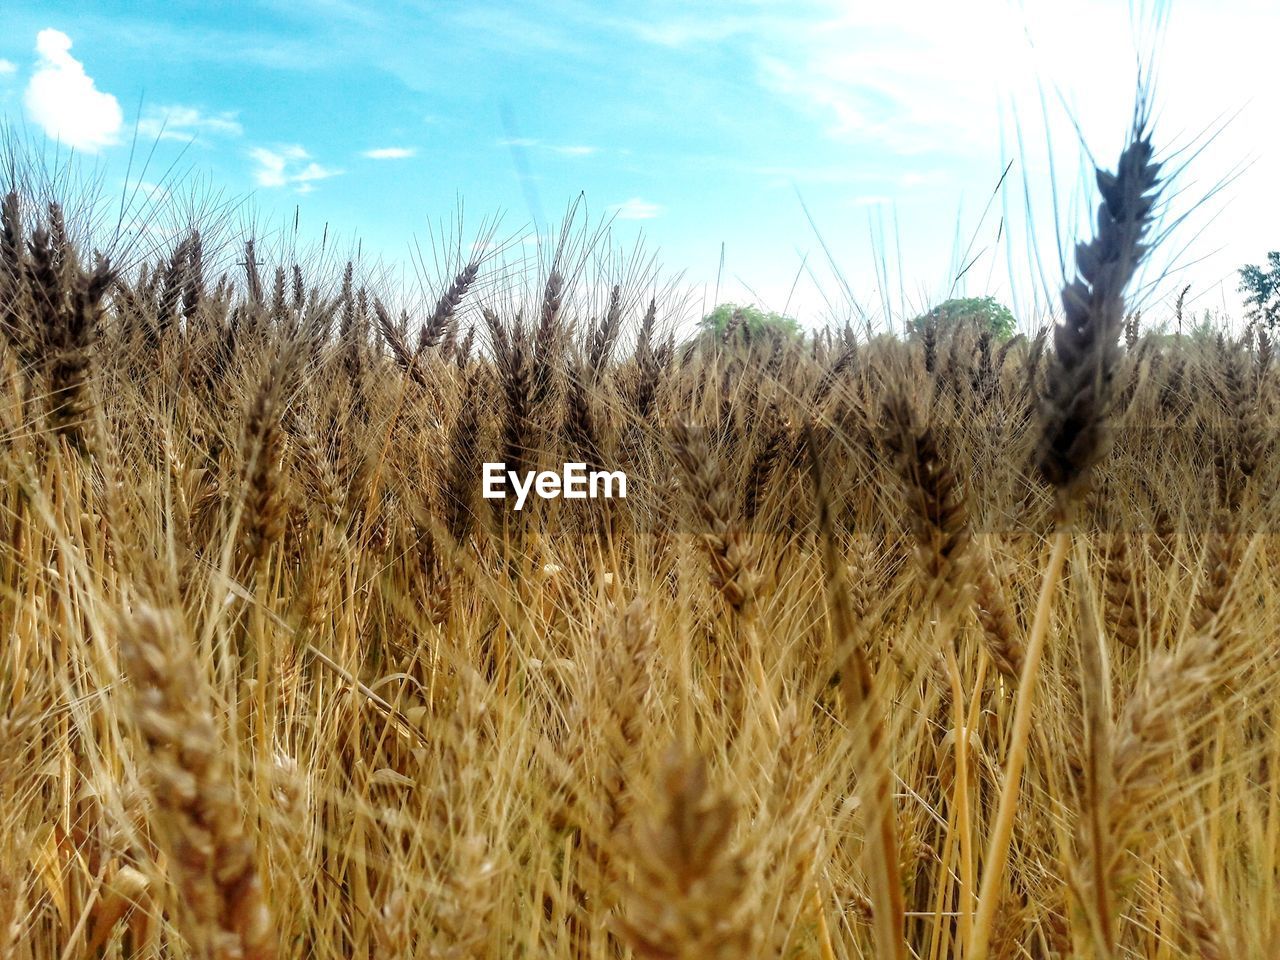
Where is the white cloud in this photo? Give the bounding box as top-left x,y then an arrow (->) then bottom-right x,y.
139,104 -> 242,142
362,146 -> 415,159
608,197 -> 662,220
498,138 -> 598,157
249,145 -> 342,192
753,12 -> 1015,157
23,29 -> 122,152
0,59 -> 16,76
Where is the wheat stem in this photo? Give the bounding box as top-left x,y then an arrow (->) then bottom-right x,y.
969,528 -> 1069,960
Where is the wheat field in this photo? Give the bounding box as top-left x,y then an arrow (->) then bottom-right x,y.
1,121 -> 1277,960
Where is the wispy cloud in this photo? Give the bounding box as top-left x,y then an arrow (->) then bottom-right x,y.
498,137 -> 599,158
608,197 -> 662,220
625,15 -> 759,48
23,29 -> 122,152
138,104 -> 243,142
249,145 -> 342,193
0,59 -> 16,76
746,2 -> 1145,159
362,146 -> 415,159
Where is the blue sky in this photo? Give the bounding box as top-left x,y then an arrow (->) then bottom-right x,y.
1,0 -> 1276,331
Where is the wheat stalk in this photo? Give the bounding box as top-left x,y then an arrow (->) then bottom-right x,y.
970,113 -> 1162,960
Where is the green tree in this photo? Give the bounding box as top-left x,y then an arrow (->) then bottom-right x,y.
910,296 -> 1016,339
1239,252 -> 1280,330
699,302 -> 800,340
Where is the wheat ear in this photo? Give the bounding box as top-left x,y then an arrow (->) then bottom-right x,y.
970,114 -> 1162,960
119,604 -> 276,960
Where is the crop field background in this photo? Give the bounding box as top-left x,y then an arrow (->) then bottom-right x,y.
1,114 -> 1278,960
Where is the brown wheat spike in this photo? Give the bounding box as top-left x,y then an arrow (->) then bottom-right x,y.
119,604 -> 276,960
490,311 -> 534,485
418,260 -> 479,352
1036,117 -> 1161,520
290,262 -> 304,313
271,265 -> 289,328
29,223 -> 116,451
587,283 -> 624,381
0,191 -> 26,335
444,368 -> 483,544
743,410 -> 786,524
571,597 -> 657,867
1227,350 -> 1267,508
1189,525 -> 1239,637
564,365 -> 602,474
1103,632 -> 1217,897
671,420 -> 758,613
456,324 -> 476,366
373,298 -> 428,389
629,299 -> 661,423
1256,327 -> 1273,377
994,333 -> 1024,379
46,200 -> 71,269
1175,283 -> 1191,333
812,344 -> 856,410
239,351 -> 295,569
0,190 -> 23,277
973,551 -> 1024,681
288,418 -> 343,638
921,316 -> 938,374
531,269 -> 564,406
1092,535 -> 1252,941
181,231 -> 205,325
721,306 -> 745,345
1102,532 -> 1142,648
971,115 -> 1164,960
153,236 -> 190,345
242,238 -> 264,304
337,263 -> 364,382
439,310 -> 459,360
613,746 -> 756,960
880,391 -> 972,610
602,597 -> 656,794
1169,859 -> 1236,960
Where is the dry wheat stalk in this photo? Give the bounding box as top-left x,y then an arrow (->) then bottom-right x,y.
806,423 -> 906,960
971,114 -> 1163,960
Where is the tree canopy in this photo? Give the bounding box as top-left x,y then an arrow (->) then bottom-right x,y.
1239,252 -> 1280,330
910,296 -> 1016,339
699,302 -> 801,339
